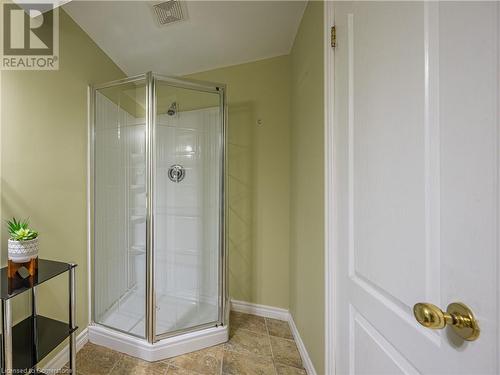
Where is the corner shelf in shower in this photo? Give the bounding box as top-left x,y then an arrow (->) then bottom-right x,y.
0,259 -> 78,374
130,215 -> 146,223
130,153 -> 145,162
130,245 -> 146,256
130,184 -> 146,193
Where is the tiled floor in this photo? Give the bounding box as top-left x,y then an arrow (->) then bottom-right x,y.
70,312 -> 307,375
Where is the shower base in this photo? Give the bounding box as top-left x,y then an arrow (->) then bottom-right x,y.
99,289 -> 219,336
88,323 -> 228,362
89,290 -> 228,361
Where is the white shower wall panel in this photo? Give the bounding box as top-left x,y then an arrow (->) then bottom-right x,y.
154,108 -> 220,333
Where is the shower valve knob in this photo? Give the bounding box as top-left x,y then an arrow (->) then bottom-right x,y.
168,164 -> 186,183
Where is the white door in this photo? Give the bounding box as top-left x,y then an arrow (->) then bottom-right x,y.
332,2 -> 499,374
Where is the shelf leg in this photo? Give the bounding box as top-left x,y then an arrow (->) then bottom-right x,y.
2,299 -> 12,373
32,287 -> 37,317
32,287 -> 38,373
69,264 -> 77,374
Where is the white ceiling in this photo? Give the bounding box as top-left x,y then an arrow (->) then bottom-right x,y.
14,0 -> 73,14
63,1 -> 306,76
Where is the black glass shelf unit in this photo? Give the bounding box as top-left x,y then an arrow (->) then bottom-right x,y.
1,315 -> 77,372
0,259 -> 78,374
0,259 -> 74,300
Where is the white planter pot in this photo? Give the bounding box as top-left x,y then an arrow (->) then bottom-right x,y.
8,237 -> 39,263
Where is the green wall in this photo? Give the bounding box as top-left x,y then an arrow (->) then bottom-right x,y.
0,7 -> 125,359
290,1 -> 325,373
188,55 -> 291,308
0,2 -> 324,370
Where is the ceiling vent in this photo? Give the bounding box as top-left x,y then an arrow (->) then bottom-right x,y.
152,0 -> 188,26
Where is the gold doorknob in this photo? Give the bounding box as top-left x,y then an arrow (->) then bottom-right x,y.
413,302 -> 480,341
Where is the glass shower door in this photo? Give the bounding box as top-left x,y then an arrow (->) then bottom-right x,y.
154,79 -> 224,337
93,77 -> 148,338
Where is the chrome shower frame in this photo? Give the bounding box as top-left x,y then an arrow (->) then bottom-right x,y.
88,72 -> 228,345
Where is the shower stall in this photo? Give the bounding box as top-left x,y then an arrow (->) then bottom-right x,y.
88,72 -> 228,360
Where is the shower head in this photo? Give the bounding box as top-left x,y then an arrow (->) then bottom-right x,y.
167,102 -> 177,116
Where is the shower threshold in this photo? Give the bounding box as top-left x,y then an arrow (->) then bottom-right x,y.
88,322 -> 228,362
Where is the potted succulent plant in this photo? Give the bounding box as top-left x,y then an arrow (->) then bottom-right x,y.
7,218 -> 39,263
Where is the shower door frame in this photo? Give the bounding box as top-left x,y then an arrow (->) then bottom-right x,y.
88,72 -> 228,344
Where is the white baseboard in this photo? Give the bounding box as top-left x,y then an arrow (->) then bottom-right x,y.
288,315 -> 317,375
230,299 -> 290,321
42,328 -> 89,372
230,299 -> 317,375
88,324 -> 228,362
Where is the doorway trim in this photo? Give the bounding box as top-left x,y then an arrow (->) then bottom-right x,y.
324,1 -> 336,375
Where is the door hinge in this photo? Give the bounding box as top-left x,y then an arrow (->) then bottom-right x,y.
331,25 -> 336,48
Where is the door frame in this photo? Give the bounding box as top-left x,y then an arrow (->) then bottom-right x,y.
324,1 -> 336,375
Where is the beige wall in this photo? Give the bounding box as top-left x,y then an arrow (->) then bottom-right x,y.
188,55 -> 291,308
289,1 -> 325,372
0,7 -> 125,351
